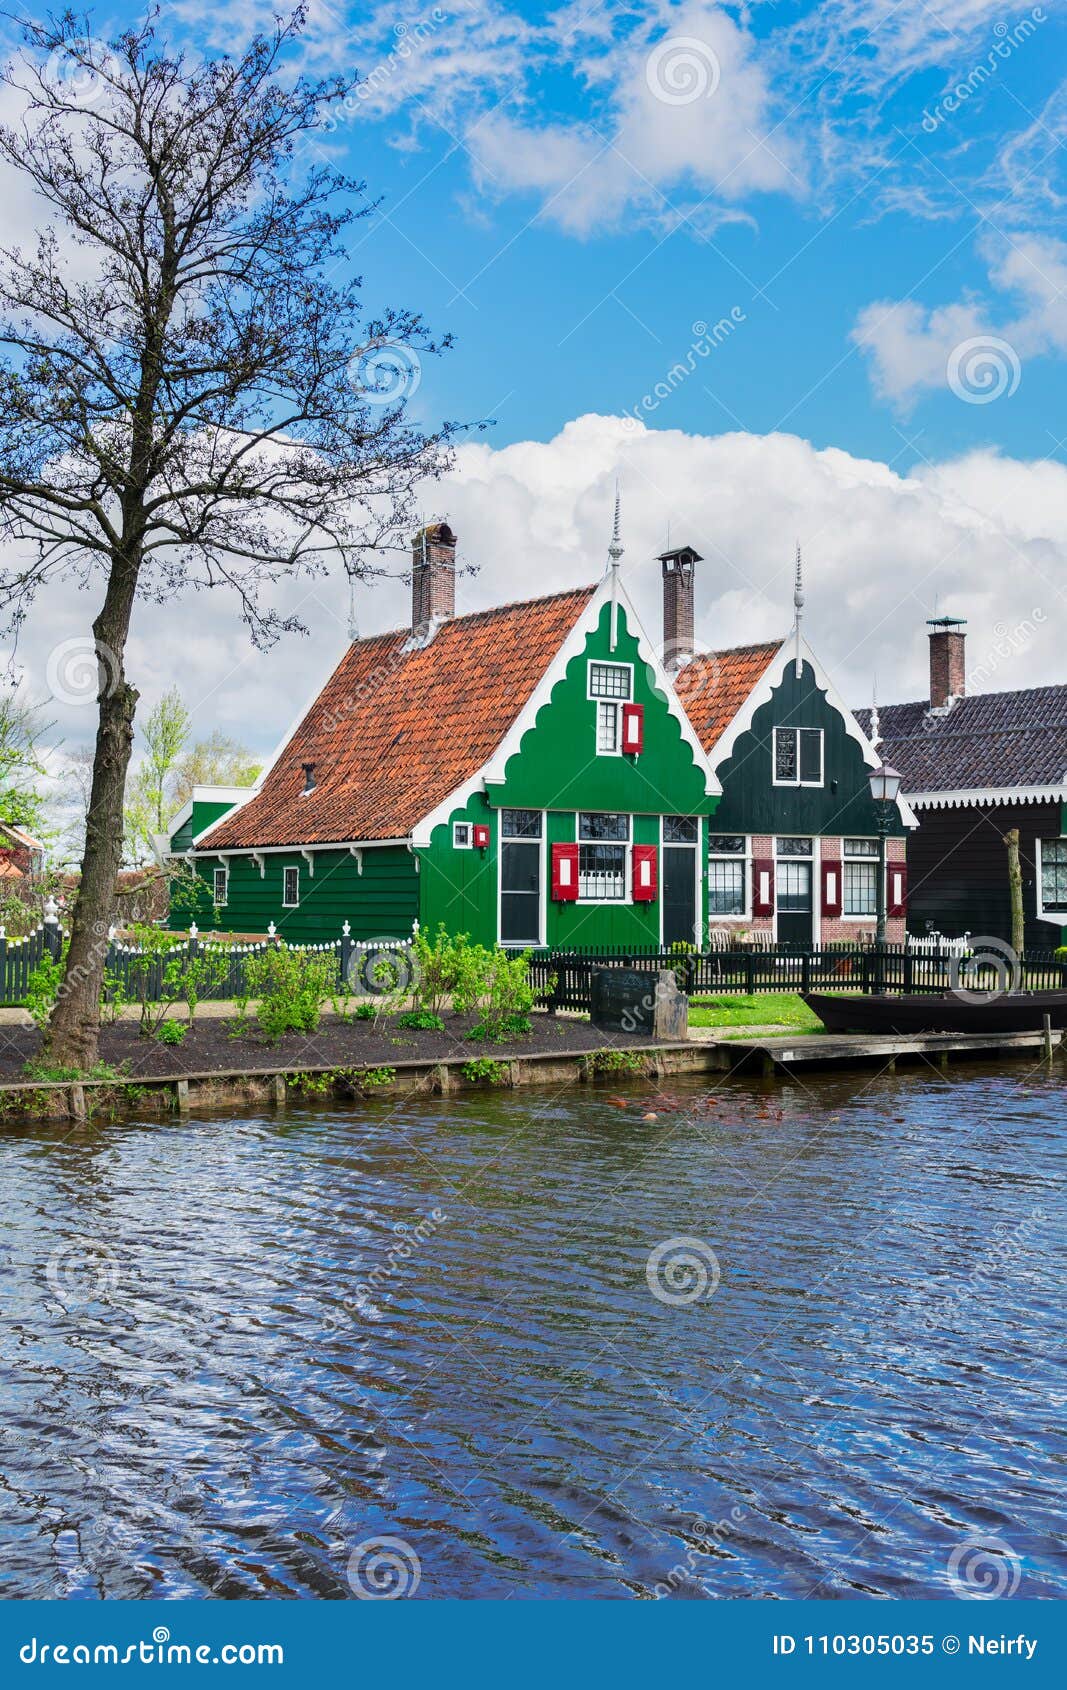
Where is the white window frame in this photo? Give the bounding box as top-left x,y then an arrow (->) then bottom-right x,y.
497,809 -> 545,948
773,834 -> 819,946
282,865 -> 300,907
213,866 -> 228,907
706,833 -> 750,922
772,725 -> 824,788
1036,836 -> 1067,924
587,661 -> 633,759
453,821 -> 473,850
841,836 -> 881,921
577,812 -> 632,904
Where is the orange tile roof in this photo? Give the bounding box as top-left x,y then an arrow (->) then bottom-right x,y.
201,586 -> 599,849
674,640 -> 783,752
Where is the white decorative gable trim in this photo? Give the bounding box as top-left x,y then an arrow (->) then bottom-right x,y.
411,575 -> 722,847
908,784 -> 1067,810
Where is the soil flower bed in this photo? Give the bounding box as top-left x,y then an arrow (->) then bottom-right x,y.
0,1009 -> 677,1084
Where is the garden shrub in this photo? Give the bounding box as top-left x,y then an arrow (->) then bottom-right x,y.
126,925 -> 182,1037
243,944 -> 336,1043
25,952 -> 63,1031
156,1018 -> 188,1045
454,945 -> 536,1041
396,1009 -> 445,1031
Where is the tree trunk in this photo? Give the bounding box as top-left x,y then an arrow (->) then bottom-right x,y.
1005,827 -> 1025,959
41,566 -> 139,1070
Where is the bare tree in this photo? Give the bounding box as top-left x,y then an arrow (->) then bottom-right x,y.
0,9 -> 455,1066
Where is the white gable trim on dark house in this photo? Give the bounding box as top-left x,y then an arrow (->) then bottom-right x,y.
704,634 -> 919,831
410,575 -> 722,848
907,784 -> 1067,810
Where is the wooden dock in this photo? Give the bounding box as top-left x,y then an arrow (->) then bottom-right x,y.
710,1027 -> 1062,1077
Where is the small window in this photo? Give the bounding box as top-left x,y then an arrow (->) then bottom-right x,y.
501,809 -> 542,838
844,837 -> 879,857
596,700 -> 620,753
843,838 -> 880,916
776,836 -> 812,857
578,813 -> 630,901
588,662 -> 631,700
283,866 -> 299,907
708,833 -> 745,914
709,834 -> 746,855
773,727 -> 823,786
453,822 -> 472,849
213,867 -> 228,906
1041,839 -> 1067,913
664,817 -> 699,844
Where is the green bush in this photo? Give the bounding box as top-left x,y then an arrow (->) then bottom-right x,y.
25,952 -> 63,1031
411,924 -> 470,1015
353,1001 -> 377,1021
454,945 -> 536,1041
461,1057 -> 511,1086
156,1018 -> 188,1046
242,944 -> 337,1044
126,925 -> 183,1036
396,1009 -> 446,1031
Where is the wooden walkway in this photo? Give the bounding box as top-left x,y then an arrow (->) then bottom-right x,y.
711,1027 -> 1062,1076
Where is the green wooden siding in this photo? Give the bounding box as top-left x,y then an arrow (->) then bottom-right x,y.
711,659 -> 907,839
418,603 -> 718,947
181,846 -> 418,940
168,798 -> 245,929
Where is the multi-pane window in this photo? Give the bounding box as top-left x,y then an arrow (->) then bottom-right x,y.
213,867 -> 228,906
453,821 -> 472,848
773,726 -> 823,786
664,816 -> 699,843
1041,839 -> 1067,913
501,809 -> 542,838
775,836 -> 812,857
283,866 -> 299,907
578,812 -> 629,900
589,662 -> 631,756
843,838 -> 879,916
775,837 -> 812,913
708,835 -> 746,915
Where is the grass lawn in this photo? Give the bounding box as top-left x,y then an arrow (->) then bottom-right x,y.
689,993 -> 824,1034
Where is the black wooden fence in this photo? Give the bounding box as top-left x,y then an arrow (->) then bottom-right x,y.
527,944 -> 1067,1011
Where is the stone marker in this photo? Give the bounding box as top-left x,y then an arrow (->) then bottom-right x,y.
590,968 -> 688,1041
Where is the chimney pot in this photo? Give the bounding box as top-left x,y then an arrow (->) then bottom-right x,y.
302,761 -> 316,794
927,616 -> 966,709
412,521 -> 457,633
659,545 -> 702,669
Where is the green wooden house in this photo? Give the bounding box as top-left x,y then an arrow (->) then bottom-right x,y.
165,523 -> 723,950
165,523 -> 914,950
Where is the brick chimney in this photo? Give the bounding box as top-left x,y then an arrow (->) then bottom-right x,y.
412,521 -> 456,632
658,545 -> 702,669
927,615 -> 967,709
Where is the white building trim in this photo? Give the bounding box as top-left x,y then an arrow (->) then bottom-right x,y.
907,784 -> 1067,810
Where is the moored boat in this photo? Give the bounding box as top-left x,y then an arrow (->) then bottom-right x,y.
803,990 -> 1067,1036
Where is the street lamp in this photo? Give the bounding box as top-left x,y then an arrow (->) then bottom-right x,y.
867,763 -> 902,949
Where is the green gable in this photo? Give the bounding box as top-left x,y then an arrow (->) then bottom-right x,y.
711,657 -> 906,838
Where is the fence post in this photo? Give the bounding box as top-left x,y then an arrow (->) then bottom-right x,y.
904,947 -> 914,994
685,954 -> 696,996
340,921 -> 353,990
42,897 -> 62,963
745,953 -> 754,995
801,951 -> 811,994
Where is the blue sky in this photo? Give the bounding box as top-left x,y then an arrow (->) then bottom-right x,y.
5,0 -> 1067,780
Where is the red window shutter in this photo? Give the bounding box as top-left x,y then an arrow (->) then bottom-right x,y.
821,858 -> 842,917
632,843 -> 657,901
888,862 -> 907,917
472,824 -> 490,849
622,702 -> 644,755
752,857 -> 774,917
551,842 -> 579,901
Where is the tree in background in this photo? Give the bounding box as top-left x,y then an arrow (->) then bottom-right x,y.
123,687 -> 190,862
0,692 -> 50,838
171,732 -> 261,811
0,10 -> 455,1068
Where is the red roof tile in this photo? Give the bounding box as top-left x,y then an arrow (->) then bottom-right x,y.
201,586 -> 598,848
674,641 -> 782,752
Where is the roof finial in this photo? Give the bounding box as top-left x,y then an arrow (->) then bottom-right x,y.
870,675 -> 881,754
608,480 -> 623,651
346,570 -> 359,643
793,541 -> 804,676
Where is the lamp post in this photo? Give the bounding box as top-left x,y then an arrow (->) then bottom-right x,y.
867,763 -> 902,950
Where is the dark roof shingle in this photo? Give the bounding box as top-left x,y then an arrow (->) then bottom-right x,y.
856,686 -> 1067,793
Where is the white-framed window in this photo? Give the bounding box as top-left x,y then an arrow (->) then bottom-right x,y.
1039,838 -> 1067,915
708,834 -> 746,915
283,866 -> 299,907
843,837 -> 879,916
773,726 -> 824,787
664,816 -> 699,843
500,810 -> 543,946
578,812 -> 630,900
588,661 -> 632,757
213,866 -> 228,906
453,821 -> 472,849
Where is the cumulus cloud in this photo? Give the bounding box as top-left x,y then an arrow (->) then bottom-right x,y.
15,416 -> 1066,817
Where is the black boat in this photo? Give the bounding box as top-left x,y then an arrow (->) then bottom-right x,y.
803,990 -> 1067,1036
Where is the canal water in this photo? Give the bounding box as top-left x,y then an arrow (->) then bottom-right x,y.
0,1064 -> 1063,1600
